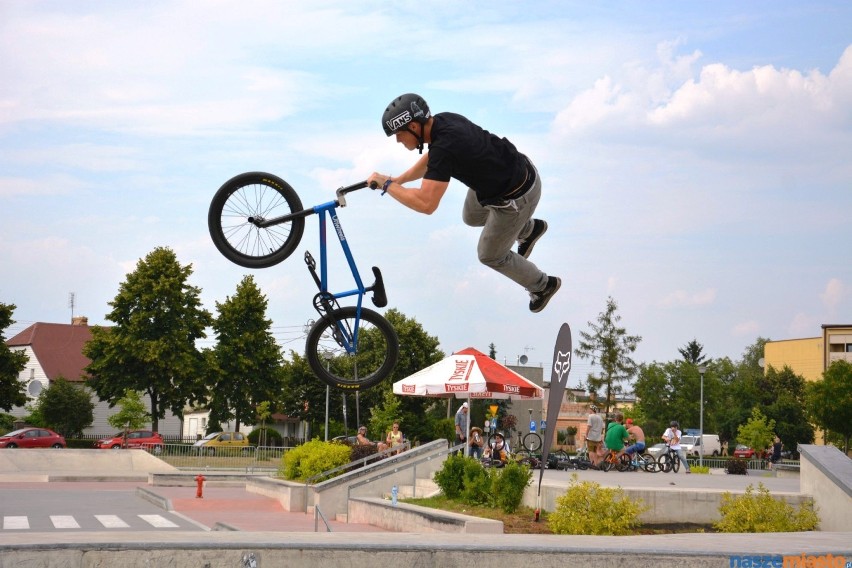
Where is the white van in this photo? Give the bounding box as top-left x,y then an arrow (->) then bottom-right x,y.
680,434 -> 721,457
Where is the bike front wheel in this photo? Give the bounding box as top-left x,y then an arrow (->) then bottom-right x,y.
208,172 -> 305,268
523,432 -> 542,453
306,306 -> 399,391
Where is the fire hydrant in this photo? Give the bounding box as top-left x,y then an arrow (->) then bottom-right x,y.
195,474 -> 205,499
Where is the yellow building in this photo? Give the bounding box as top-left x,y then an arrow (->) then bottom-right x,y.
764,324 -> 852,445
765,324 -> 852,380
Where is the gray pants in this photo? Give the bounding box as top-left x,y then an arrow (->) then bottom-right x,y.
461,165 -> 548,293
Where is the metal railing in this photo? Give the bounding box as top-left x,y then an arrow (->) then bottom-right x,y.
686,457 -> 800,470
344,441 -> 457,521
143,443 -> 290,472
314,505 -> 332,532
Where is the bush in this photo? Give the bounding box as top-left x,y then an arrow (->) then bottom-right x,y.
725,458 -> 749,475
279,439 -> 352,482
350,443 -> 378,463
433,455 -> 532,513
248,428 -> 282,447
433,453 -> 467,499
492,461 -> 532,513
460,459 -> 493,506
549,474 -> 647,535
691,465 -> 710,474
715,483 -> 819,533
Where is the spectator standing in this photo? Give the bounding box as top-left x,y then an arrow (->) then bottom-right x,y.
469,426 -> 485,460
454,402 -> 469,454
585,405 -> 604,468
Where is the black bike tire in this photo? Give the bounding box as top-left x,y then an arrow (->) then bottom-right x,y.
599,454 -> 613,472
616,453 -> 632,472
672,452 -> 681,473
523,432 -> 542,453
658,453 -> 673,473
642,453 -> 659,473
305,305 -> 398,391
208,172 -> 305,268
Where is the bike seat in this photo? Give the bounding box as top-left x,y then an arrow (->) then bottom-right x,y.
368,266 -> 388,308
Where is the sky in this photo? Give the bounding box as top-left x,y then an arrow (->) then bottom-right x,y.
1,1 -> 851,389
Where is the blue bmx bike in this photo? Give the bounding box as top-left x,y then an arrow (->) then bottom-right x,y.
208,172 -> 399,391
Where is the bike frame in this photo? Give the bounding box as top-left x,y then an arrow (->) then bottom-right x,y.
254,182 -> 380,355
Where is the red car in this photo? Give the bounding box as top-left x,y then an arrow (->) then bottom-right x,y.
0,427 -> 66,448
732,444 -> 767,459
95,430 -> 164,453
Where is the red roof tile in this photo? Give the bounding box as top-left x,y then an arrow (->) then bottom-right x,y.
5,322 -> 95,383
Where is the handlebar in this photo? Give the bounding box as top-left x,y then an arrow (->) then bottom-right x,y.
336,180 -> 379,207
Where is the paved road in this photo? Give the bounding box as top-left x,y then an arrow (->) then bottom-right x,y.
0,482 -> 203,533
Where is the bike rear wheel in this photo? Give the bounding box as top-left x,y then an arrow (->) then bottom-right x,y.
641,453 -> 660,473
306,306 -> 398,391
523,432 -> 542,453
208,172 -> 305,268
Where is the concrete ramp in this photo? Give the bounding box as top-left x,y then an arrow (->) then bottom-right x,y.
0,449 -> 177,481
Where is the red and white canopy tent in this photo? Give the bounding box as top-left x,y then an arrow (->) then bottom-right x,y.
392,347 -> 544,454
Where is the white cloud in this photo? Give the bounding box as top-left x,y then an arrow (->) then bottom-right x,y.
820,278 -> 845,312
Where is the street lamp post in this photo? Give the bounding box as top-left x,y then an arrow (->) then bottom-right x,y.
698,365 -> 707,468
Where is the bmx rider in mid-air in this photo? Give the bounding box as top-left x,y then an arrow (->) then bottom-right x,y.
368,93 -> 561,313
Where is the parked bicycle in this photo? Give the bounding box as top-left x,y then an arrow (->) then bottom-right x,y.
208,172 -> 399,390
623,450 -> 660,473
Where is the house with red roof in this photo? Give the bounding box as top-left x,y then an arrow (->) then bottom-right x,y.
5,316 -> 182,437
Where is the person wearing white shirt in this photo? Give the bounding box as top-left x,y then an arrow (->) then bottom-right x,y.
662,420 -> 691,474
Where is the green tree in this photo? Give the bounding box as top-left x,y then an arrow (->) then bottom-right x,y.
0,303 -> 28,411
807,360 -> 852,453
633,359 -> 725,435
736,407 -> 775,452
281,308 -> 445,443
85,247 -> 212,431
575,296 -> 641,415
678,339 -> 709,365
209,275 -> 284,431
35,378 -> 95,437
107,390 -> 151,435
761,365 -> 814,450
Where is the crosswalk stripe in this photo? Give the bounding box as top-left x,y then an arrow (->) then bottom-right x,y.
3,516 -> 29,530
50,515 -> 81,529
138,514 -> 178,528
95,515 -> 130,528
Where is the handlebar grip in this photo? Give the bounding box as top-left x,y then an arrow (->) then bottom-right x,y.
369,181 -> 379,189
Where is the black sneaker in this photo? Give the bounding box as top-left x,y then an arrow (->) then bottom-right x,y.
529,276 -> 561,313
517,219 -> 547,259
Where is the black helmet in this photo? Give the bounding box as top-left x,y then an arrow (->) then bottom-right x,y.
382,93 -> 431,136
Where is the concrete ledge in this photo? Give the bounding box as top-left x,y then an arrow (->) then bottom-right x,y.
150,472 -> 262,487
136,486 -> 172,511
348,497 -> 503,533
246,476 -> 306,512
524,483 -> 812,525
799,444 -> 852,531
1,530 -> 850,568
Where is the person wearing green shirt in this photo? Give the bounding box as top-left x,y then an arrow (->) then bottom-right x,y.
604,413 -> 629,452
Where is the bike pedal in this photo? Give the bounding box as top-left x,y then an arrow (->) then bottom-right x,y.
368,266 -> 388,308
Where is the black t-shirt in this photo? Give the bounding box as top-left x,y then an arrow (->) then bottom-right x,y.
424,112 -> 527,200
